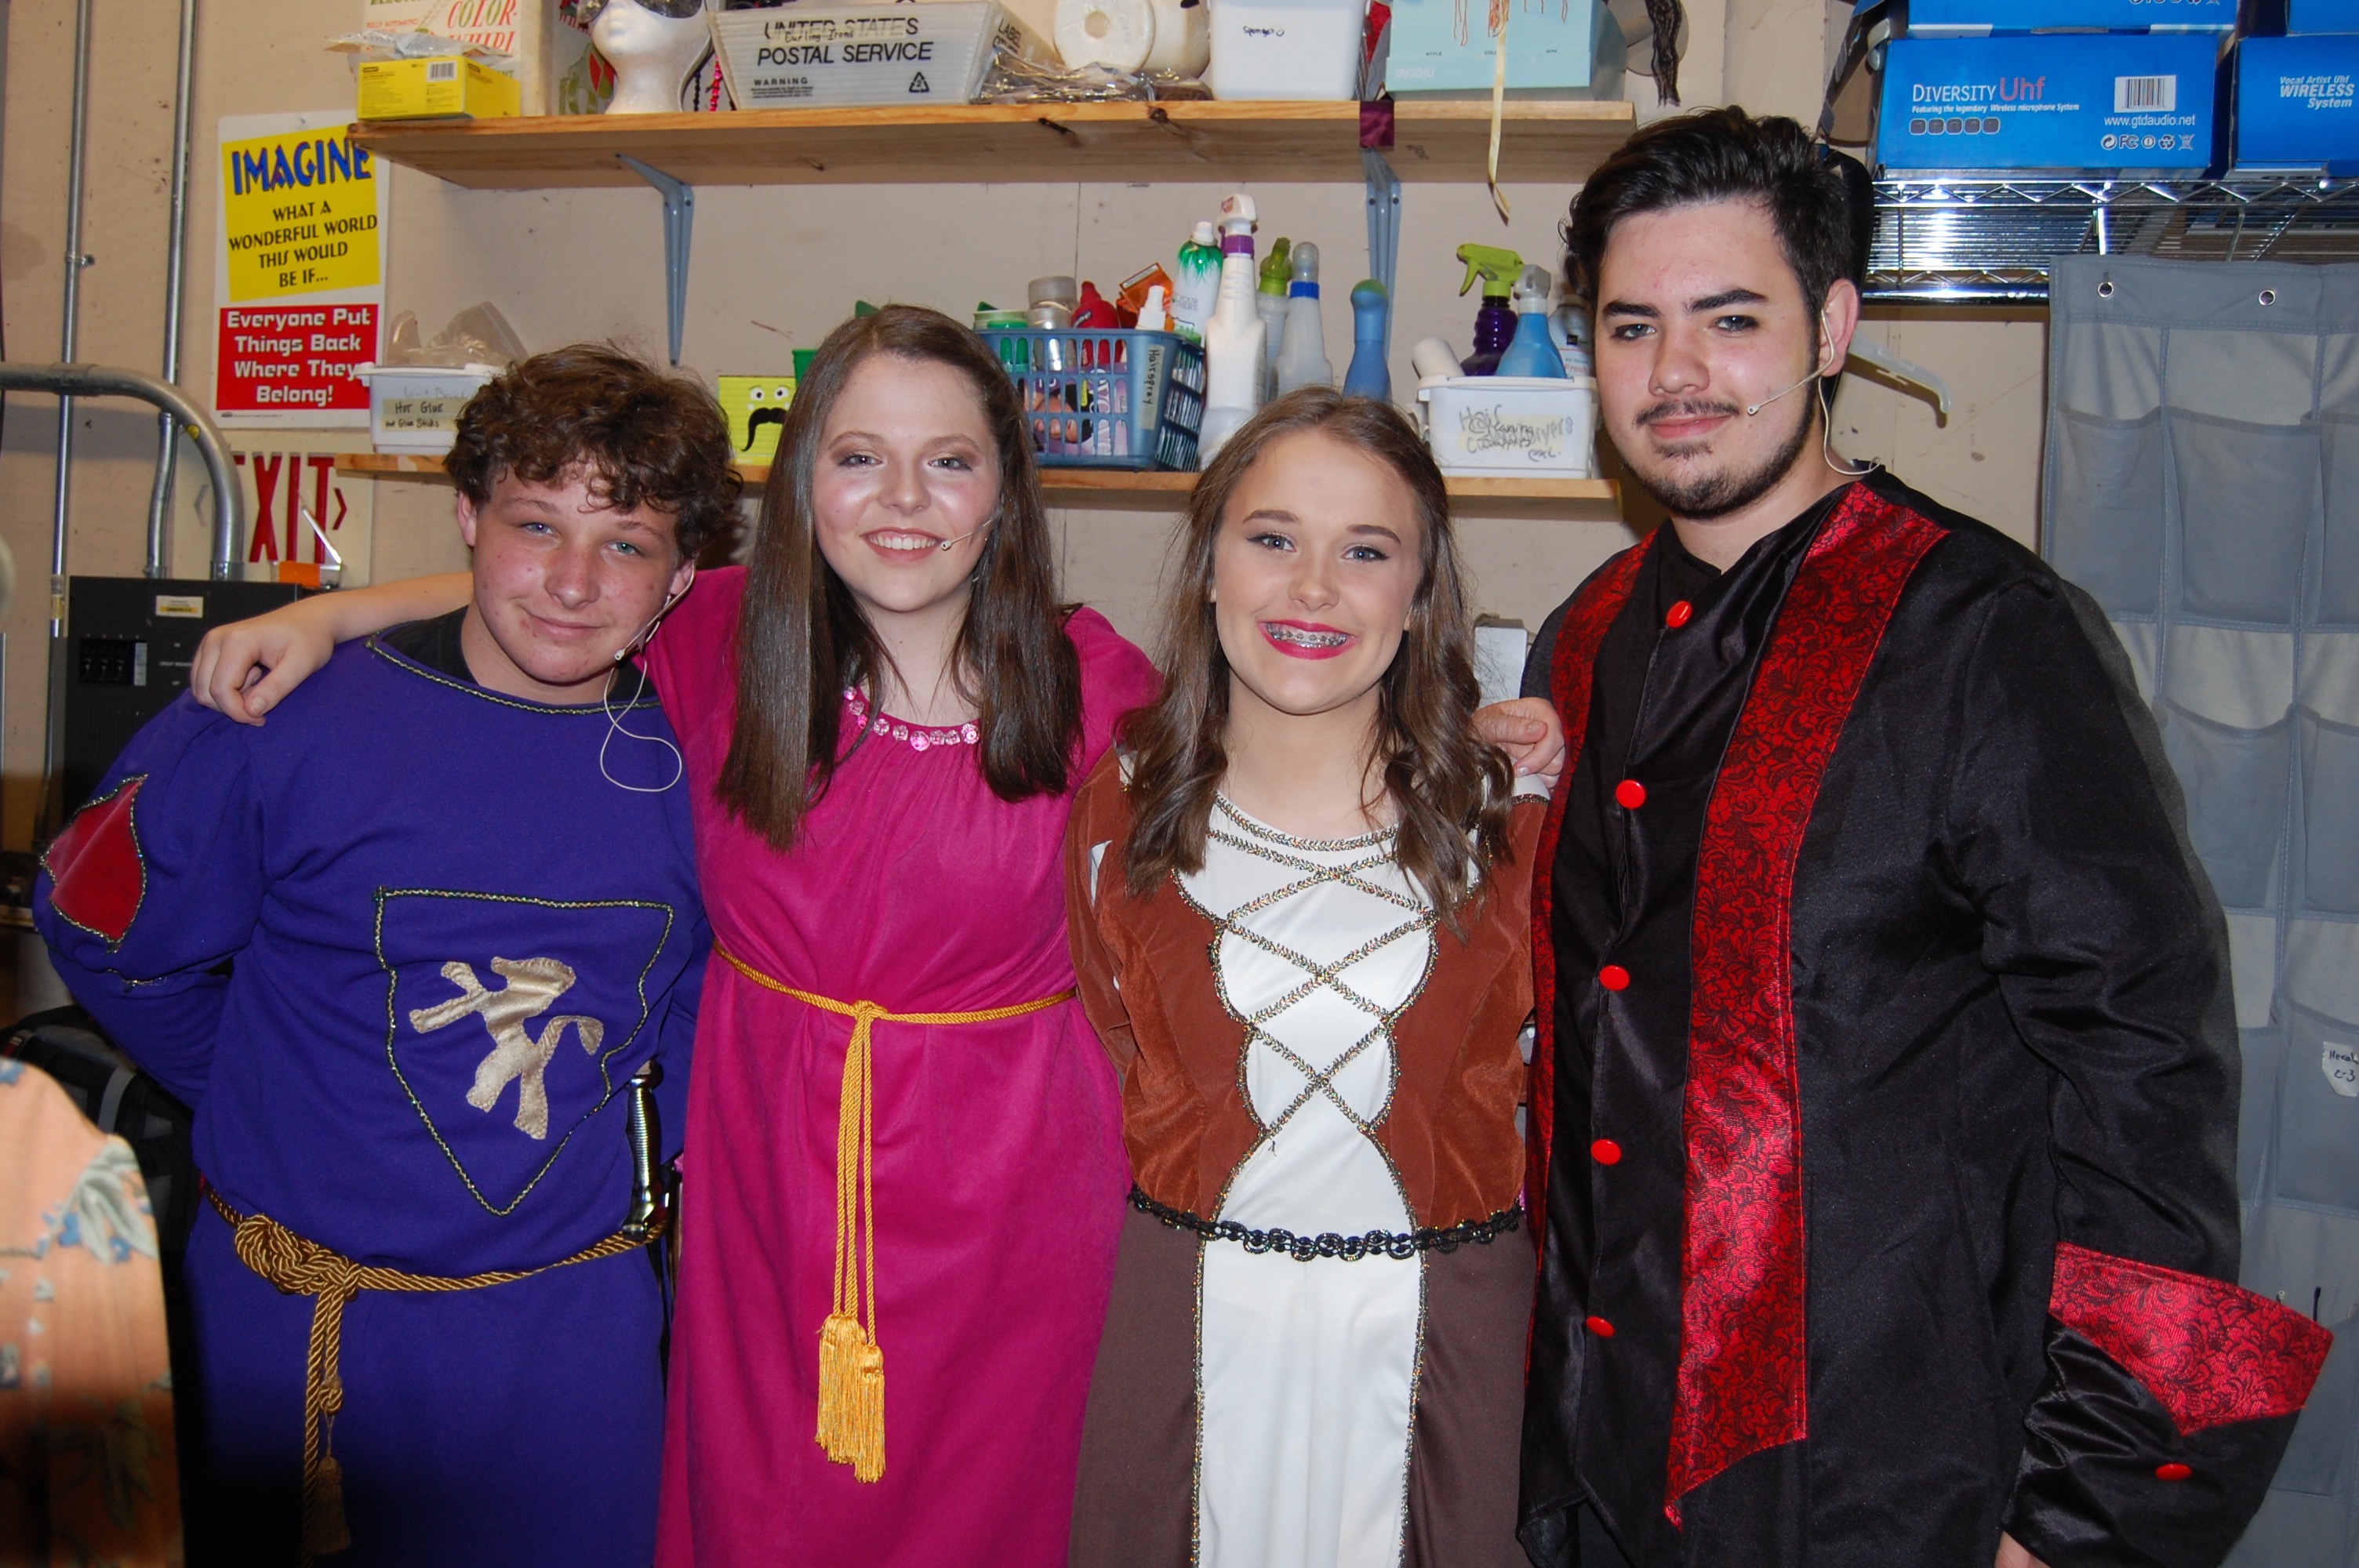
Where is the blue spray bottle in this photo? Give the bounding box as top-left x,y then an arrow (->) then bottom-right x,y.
1343,279 -> 1390,401
1495,265 -> 1569,379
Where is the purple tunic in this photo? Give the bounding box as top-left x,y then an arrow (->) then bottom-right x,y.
646,568 -> 1158,1567
37,637 -> 707,1567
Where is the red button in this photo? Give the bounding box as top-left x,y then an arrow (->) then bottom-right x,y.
1666,600 -> 1694,629
1614,779 -> 1647,810
1598,964 -> 1630,992
2155,1462 -> 2191,1482
1585,1315 -> 1616,1338
1591,1138 -> 1623,1166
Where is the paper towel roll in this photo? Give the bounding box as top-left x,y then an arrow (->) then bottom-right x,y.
1054,0 -> 1156,73
1141,0 -> 1209,76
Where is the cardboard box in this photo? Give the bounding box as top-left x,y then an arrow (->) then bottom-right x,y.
2237,34 -> 2359,169
357,56 -> 523,119
712,4 -> 1012,107
2287,0 -> 2359,33
354,0 -> 569,115
1386,0 -> 1622,97
1903,0 -> 2235,34
1877,33 -> 2223,171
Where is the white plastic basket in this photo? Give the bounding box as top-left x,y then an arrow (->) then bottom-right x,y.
361,363 -> 500,455
1416,375 -> 1595,477
1205,0 -> 1368,100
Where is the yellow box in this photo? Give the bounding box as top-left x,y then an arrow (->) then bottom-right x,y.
357,56 -> 522,121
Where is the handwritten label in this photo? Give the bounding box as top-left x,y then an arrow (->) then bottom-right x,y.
2324,1040 -> 2359,1098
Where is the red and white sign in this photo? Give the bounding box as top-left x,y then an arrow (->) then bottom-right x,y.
217,304 -> 376,416
231,443 -> 376,585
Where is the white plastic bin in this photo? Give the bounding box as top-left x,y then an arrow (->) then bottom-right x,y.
1205,0 -> 1368,100
1417,375 -> 1595,477
362,362 -> 500,455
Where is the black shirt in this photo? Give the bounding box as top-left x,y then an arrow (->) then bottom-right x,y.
381,608 -> 476,684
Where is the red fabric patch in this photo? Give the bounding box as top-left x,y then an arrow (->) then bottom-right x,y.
2051,1240 -> 2333,1435
42,776 -> 148,946
1666,488 -> 1946,1512
1530,539 -> 1653,1263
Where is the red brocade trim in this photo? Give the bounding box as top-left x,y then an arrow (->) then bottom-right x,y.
1666,489 -> 1946,1513
2051,1241 -> 2333,1435
42,775 -> 148,948
1530,541 -> 1654,1254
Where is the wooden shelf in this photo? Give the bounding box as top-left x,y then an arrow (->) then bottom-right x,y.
352,100 -> 1635,190
335,452 -> 1619,518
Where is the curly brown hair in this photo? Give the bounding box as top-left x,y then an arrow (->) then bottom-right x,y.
1117,387 -> 1513,923
445,343 -> 743,560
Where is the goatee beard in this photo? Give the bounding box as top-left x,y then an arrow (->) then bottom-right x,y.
1625,400 -> 1816,520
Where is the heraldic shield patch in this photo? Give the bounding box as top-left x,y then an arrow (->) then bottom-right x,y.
375,887 -> 678,1215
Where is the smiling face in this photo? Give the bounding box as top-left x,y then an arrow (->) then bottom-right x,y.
809,354 -> 1001,626
456,466 -> 694,704
1594,198 -> 1848,521
1211,430 -> 1424,729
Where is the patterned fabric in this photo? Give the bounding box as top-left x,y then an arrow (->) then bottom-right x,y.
0,1058 -> 180,1566
1667,487 -> 1946,1510
2051,1242 -> 2333,1436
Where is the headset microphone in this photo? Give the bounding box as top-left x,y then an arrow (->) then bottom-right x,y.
937,521 -> 994,554
612,570 -> 696,665
1744,373 -> 1819,418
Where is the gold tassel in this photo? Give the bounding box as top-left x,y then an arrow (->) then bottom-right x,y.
307,1452 -> 352,1559
815,1319 -> 887,1483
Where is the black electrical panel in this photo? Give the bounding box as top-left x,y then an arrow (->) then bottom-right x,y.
58,577 -> 310,817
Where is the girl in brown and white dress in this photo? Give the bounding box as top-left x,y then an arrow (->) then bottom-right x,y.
1064,387 -> 1547,1568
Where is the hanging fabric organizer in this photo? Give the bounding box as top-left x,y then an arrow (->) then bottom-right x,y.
2044,253 -> 2359,1565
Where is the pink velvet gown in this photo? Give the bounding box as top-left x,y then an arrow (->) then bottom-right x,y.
645,567 -> 1158,1566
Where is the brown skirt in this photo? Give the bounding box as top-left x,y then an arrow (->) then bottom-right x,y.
1067,1206 -> 1536,1568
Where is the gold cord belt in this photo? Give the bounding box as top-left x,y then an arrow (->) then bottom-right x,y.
714,942 -> 1073,1484
205,1185 -> 660,1563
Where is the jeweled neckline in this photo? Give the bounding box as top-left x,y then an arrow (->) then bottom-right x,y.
1212,794 -> 1398,851
843,688 -> 980,753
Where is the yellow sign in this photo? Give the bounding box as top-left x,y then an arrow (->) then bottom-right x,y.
219,126 -> 380,303
718,376 -> 797,464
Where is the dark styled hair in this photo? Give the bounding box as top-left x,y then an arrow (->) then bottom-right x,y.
1566,108 -> 1867,333
1118,387 -> 1511,921
446,343 -> 742,560
716,305 -> 1081,851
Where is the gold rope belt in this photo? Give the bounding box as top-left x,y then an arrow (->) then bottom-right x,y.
713,942 -> 1074,1484
204,1185 -> 661,1564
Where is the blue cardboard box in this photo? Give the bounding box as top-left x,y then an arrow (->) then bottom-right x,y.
1905,0 -> 2235,37
1879,33 -> 2224,170
1385,0 -> 1619,96
2288,0 -> 2359,33
2237,34 -> 2359,169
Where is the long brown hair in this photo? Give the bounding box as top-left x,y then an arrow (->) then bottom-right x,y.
717,306 -> 1081,850
1119,387 -> 1512,920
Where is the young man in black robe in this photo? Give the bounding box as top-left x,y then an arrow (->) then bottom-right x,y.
1517,108 -> 2331,1568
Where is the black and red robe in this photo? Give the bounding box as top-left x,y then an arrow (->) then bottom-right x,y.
1517,472 -> 2332,1568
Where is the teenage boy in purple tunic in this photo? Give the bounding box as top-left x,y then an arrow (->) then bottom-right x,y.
36,345 -> 737,1568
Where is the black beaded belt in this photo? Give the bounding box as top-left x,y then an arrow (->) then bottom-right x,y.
1129,1186 -> 1521,1261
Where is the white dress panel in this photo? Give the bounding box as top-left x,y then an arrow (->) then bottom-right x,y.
1183,800 -> 1438,1568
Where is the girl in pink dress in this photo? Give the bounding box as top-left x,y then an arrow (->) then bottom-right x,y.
188,310 -> 1158,1567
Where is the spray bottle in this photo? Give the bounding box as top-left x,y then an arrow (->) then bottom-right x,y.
1172,220 -> 1220,344
1495,264 -> 1569,379
1343,279 -> 1391,401
1455,243 -> 1522,376
1198,194 -> 1267,462
1274,241 -> 1332,396
1256,236 -> 1292,400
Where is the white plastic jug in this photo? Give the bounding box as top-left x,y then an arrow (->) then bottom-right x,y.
1205,0 -> 1369,100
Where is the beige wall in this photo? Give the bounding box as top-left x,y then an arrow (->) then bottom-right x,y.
0,0 -> 2042,851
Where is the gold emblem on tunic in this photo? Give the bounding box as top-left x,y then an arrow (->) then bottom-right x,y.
407,957 -> 607,1140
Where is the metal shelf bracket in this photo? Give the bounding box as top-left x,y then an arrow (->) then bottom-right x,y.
620,154 -> 695,365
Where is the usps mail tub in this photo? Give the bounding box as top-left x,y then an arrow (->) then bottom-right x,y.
1417,376 -> 1595,477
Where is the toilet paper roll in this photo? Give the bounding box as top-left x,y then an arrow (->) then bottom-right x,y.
1055,0 -> 1156,73
1141,0 -> 1209,76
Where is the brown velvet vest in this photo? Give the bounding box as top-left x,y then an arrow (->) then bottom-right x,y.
1064,753 -> 1541,1230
